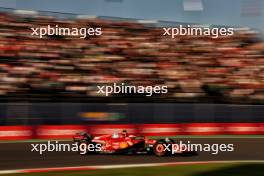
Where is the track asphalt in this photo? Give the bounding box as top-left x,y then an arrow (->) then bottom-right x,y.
0,138 -> 263,170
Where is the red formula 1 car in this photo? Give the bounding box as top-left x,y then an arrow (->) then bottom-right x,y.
73,130 -> 186,157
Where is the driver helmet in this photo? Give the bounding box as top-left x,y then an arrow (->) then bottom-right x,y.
121,129 -> 128,137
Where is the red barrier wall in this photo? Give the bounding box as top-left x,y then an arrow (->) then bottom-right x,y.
0,126 -> 33,140
0,123 -> 264,140
182,123 -> 223,135
138,124 -> 182,136
36,125 -> 87,139
222,123 -> 264,135
89,124 -> 137,135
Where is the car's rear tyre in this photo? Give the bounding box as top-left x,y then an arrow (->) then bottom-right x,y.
153,141 -> 167,157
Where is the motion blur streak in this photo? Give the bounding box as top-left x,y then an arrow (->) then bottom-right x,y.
1,160 -> 264,174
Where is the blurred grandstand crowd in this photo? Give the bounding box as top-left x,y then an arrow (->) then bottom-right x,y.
0,11 -> 264,103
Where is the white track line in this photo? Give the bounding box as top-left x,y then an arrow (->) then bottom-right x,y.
1,160 -> 264,174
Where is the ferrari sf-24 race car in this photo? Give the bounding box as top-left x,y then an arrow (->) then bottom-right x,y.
73,130 -> 191,157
